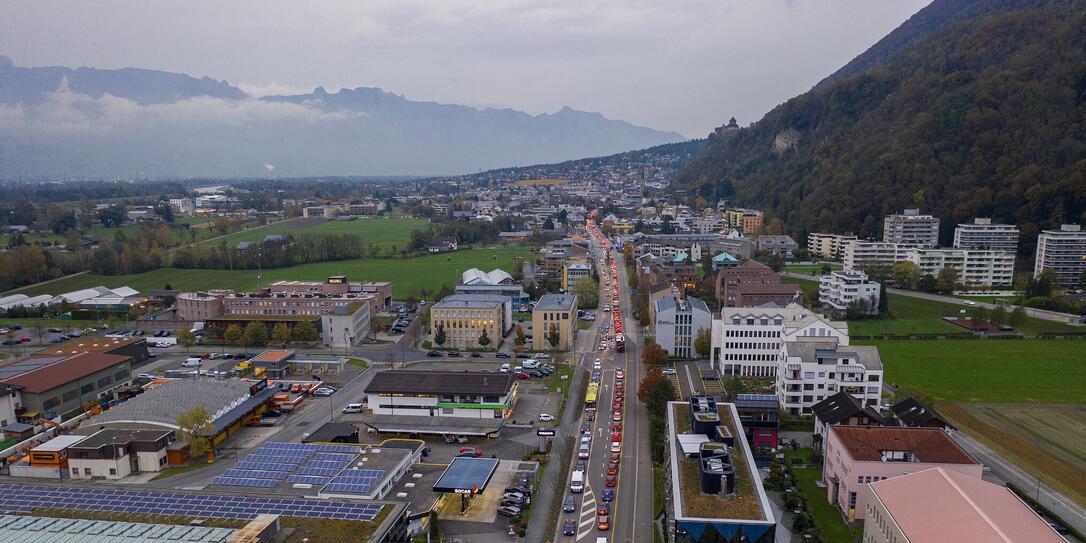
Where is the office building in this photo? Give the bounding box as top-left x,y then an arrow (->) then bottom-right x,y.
819,270 -> 880,315
883,209 -> 939,247
430,296 -> 504,350
953,218 -> 1019,253
824,426 -> 980,521
1034,224 -> 1086,287
532,294 -> 578,351
776,338 -> 883,416
808,233 -> 858,261
710,303 -> 848,378
562,261 -> 593,291
653,296 -> 711,358
715,260 -> 801,307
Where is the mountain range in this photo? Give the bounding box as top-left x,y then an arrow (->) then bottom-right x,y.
0,55 -> 683,178
674,0 -> 1086,258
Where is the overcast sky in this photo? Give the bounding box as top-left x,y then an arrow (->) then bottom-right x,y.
0,0 -> 928,137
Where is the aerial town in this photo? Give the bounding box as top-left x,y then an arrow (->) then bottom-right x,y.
2,2 -> 1085,543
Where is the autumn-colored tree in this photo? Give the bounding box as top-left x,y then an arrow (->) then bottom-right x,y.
293,320 -> 319,342
637,369 -> 676,418
693,327 -> 712,358
223,324 -> 243,345
641,340 -> 668,366
175,406 -> 212,459
271,322 -> 293,345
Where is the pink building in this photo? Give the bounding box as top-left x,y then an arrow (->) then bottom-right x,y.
865,468 -> 1065,543
824,426 -> 981,521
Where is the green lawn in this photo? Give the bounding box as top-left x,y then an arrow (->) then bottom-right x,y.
7,247 -> 536,299
792,467 -> 856,543
204,217 -> 427,249
861,339 -> 1086,404
784,262 -> 842,275
782,277 -> 1079,336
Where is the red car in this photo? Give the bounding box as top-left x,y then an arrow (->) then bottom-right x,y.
515,372 -> 530,379
596,514 -> 610,531
611,421 -> 622,432
610,452 -> 620,464
458,447 -> 482,456
615,385 -> 624,393
612,401 -> 622,410
597,503 -> 610,516
605,475 -> 617,487
19,336 -> 31,342
606,462 -> 619,476
611,431 -> 622,443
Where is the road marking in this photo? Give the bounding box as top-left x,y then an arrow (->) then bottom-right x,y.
579,517 -> 596,528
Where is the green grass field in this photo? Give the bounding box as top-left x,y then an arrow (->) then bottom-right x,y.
783,262 -> 842,275
7,247 -> 535,299
204,217 -> 427,249
782,277 -> 1080,336
792,466 -> 857,543
862,339 -> 1086,404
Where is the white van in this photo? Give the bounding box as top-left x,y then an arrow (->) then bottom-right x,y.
522,359 -> 539,369
342,403 -> 363,414
182,357 -> 202,367
570,470 -> 585,493
500,363 -> 512,373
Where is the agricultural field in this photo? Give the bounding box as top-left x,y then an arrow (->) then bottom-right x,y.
203,217 -> 427,249
866,339 -> 1086,404
6,247 -> 536,299
946,403 -> 1086,507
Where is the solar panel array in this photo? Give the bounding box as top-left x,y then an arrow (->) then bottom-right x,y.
213,442 -> 365,491
0,484 -> 382,521
322,469 -> 386,495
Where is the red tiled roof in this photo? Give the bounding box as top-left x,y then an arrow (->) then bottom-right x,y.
2,353 -> 131,394
735,283 -> 801,295
833,426 -> 976,464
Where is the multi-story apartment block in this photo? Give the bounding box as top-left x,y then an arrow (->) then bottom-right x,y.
430,297 -> 504,350
907,248 -> 1015,287
819,270 -> 880,315
842,241 -> 909,272
562,261 -> 592,291
653,296 -> 711,358
755,235 -> 799,257
1034,224 -> 1086,287
710,303 -> 849,378
883,209 -> 939,247
167,198 -> 195,216
953,218 -> 1019,253
807,233 -> 858,261
776,337 -> 882,416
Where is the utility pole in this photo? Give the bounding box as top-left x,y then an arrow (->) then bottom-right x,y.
256,249 -> 263,290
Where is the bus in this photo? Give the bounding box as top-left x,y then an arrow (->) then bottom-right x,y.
614,333 -> 625,353
586,382 -> 599,409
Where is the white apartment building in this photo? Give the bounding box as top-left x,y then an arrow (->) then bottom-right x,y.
167,198 -> 195,216
654,296 -> 712,359
776,338 -> 883,416
953,218 -> 1019,253
843,241 -> 909,272
1034,224 -> 1086,287
883,209 -> 939,247
711,303 -> 849,378
907,248 -> 1015,287
808,233 -> 858,261
819,270 -> 880,314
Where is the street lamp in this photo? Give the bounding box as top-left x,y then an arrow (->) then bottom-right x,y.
343,327 -> 350,357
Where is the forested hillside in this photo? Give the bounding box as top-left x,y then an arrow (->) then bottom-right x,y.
674,0 -> 1086,259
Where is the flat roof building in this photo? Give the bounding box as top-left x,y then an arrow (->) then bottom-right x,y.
883,209 -> 939,247
364,370 -> 518,423
0,352 -> 134,419
953,218 -> 1020,253
1034,224 -> 1086,287
532,294 -> 578,351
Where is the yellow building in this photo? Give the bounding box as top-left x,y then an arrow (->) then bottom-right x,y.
532,294 -> 578,351
430,298 -> 503,350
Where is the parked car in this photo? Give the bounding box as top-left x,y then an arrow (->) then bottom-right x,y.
496,506 -> 522,517
459,447 -> 483,456
501,497 -> 529,508
427,351 -> 441,357
470,352 -> 482,358
662,368 -> 676,375
448,352 -> 463,358
313,387 -> 336,397
48,338 -> 63,344
538,413 -> 555,422
515,372 -> 530,379
515,353 -> 531,359
496,352 -> 511,358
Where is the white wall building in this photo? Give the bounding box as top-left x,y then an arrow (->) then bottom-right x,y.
1034,224 -> 1086,287
843,241 -> 909,272
819,271 -> 880,315
653,296 -> 711,359
776,338 -> 883,416
953,218 -> 1019,253
320,301 -> 371,348
907,248 -> 1015,287
167,198 -> 195,216
711,303 -> 849,378
363,370 -> 518,419
883,209 -> 939,247
808,233 -> 858,261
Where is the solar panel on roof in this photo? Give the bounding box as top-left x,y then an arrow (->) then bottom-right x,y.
287,475 -> 332,485
296,466 -> 340,477
222,469 -> 288,480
